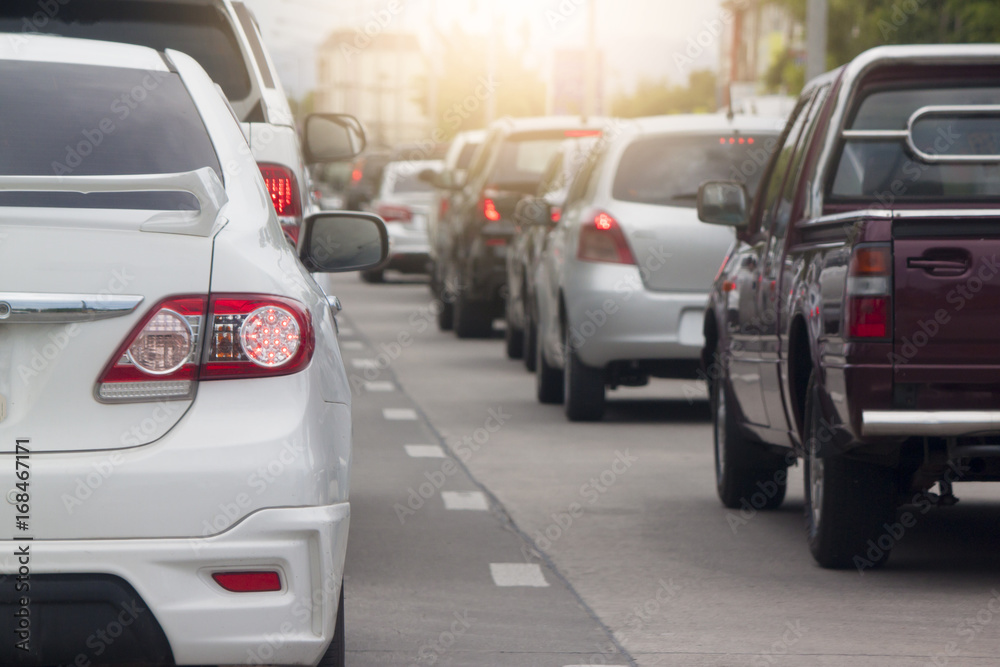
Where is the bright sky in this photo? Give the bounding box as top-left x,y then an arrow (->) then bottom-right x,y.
246,0 -> 725,98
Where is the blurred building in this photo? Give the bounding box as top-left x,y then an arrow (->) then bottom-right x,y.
719,0 -> 804,108
316,31 -> 430,148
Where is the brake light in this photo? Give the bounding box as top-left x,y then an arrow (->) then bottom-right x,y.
578,212 -> 635,265
96,295 -> 315,402
482,198 -> 501,222
212,571 -> 282,593
351,168 -> 363,182
846,244 -> 891,339
439,197 -> 450,219
551,207 -> 562,223
564,130 -> 602,138
258,163 -> 301,220
377,204 -> 413,224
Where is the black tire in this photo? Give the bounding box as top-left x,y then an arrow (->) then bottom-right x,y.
317,581 -> 345,666
437,292 -> 454,331
504,296 -> 525,359
535,328 -> 564,404
454,293 -> 494,339
523,301 -> 538,373
802,372 -> 896,570
360,269 -> 384,284
712,377 -> 788,510
564,329 -> 605,421
428,260 -> 441,297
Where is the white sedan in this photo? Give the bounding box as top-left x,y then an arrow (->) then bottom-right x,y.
0,35 -> 385,666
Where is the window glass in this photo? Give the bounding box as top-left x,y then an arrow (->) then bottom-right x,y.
758,97 -> 813,233
0,1 -> 252,101
233,2 -> 276,89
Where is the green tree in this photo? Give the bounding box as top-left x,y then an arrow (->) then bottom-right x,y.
611,70 -> 717,118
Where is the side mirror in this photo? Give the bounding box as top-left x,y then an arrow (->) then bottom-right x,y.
299,212 -> 388,273
303,114 -> 367,164
514,197 -> 553,227
697,181 -> 749,228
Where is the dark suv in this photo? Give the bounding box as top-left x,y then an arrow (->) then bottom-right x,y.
698,45 -> 1000,569
436,117 -> 604,338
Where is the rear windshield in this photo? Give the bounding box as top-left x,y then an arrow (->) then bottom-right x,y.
830,85 -> 1000,201
613,133 -> 777,207
389,170 -> 434,194
493,131 -> 594,189
457,142 -> 481,170
0,1 -> 251,101
0,62 -> 221,208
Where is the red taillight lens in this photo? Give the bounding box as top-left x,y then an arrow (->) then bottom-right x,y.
258,163 -> 301,219
377,204 -> 413,224
482,198 -> 501,222
439,197 -> 450,220
578,212 -> 635,265
551,207 -> 562,223
212,571 -> 282,593
97,295 -> 315,401
846,244 -> 892,339
96,296 -> 206,402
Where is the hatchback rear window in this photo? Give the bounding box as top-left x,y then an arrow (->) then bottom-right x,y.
613,133 -> 777,207
830,85 -> 1000,201
457,143 -> 481,170
493,131 -> 591,189
0,62 -> 220,208
0,0 -> 251,101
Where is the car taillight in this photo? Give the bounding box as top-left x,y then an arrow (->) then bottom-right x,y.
258,163 -> 302,220
377,204 -> 413,224
96,295 -> 314,402
482,197 -> 501,223
578,212 -> 635,265
203,296 -> 314,379
96,296 -> 206,402
439,197 -> 450,220
846,244 -> 891,339
212,571 -> 282,593
551,207 -> 562,223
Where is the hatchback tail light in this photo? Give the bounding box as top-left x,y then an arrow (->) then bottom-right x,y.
578,212 -> 636,265
97,295 -> 314,402
846,244 -> 891,339
482,197 -> 502,223
377,204 -> 413,224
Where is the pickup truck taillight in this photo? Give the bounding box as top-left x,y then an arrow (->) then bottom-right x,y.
846,244 -> 891,339
578,212 -> 636,265
96,295 -> 314,403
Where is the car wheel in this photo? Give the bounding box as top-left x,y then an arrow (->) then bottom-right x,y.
564,328 -> 605,421
316,581 -> 345,667
712,376 -> 787,510
802,371 -> 895,570
428,260 -> 441,296
454,293 -> 493,339
360,269 -> 384,284
504,296 -> 525,359
523,300 -> 538,373
535,324 -> 564,404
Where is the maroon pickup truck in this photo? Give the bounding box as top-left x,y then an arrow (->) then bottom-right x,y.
697,45 -> 1000,569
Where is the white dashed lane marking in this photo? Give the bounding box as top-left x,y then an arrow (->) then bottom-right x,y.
351,359 -> 379,370
489,563 -> 549,588
404,444 -> 446,458
383,408 -> 418,421
364,381 -> 395,392
340,340 -> 365,351
441,491 -> 489,511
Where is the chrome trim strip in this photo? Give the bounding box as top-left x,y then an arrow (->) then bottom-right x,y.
0,293 -> 144,323
863,410 -> 1000,437
841,130 -> 909,140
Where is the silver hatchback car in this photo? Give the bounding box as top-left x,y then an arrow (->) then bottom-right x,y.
530,114 -> 784,421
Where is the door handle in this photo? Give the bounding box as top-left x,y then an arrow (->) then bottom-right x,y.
907,258 -> 969,276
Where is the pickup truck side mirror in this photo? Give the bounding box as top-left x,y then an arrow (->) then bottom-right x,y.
514,197 -> 553,227
303,114 -> 367,164
299,212 -> 388,273
697,181 -> 749,229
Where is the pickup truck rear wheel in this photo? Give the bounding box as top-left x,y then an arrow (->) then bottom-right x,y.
803,372 -> 895,569
564,328 -> 605,421
712,377 -> 787,510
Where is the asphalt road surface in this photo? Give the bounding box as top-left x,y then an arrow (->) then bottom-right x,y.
324,272 -> 1000,667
